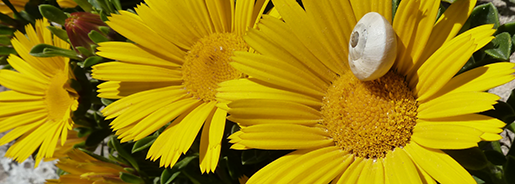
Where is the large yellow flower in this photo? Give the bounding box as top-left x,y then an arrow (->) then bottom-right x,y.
91,0 -> 270,172
0,19 -> 78,166
220,0 -> 515,183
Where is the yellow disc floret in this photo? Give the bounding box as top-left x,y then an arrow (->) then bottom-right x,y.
45,70 -> 78,123
321,71 -> 418,159
182,33 -> 247,102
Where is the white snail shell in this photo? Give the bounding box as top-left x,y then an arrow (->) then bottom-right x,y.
348,12 -> 397,81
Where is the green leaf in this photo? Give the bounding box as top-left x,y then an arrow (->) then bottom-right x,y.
30,43 -> 81,60
0,26 -> 15,35
75,46 -> 93,57
88,30 -> 109,43
110,136 -> 140,172
101,98 -> 114,106
109,0 -> 122,11
459,2 -> 500,33
98,26 -> 111,35
73,0 -> 93,12
46,26 -> 69,42
83,56 -> 103,68
120,172 -> 145,184
485,150 -> 507,165
241,150 -> 271,165
505,155 -> 515,184
160,155 -> 197,184
444,147 -> 488,170
0,47 -> 16,55
132,135 -> 157,153
0,36 -> 10,45
39,4 -> 68,25
484,32 -> 512,61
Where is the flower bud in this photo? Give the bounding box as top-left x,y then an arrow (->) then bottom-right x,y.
65,12 -> 112,54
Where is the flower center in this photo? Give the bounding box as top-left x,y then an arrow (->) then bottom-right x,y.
182,33 -> 247,102
45,71 -> 77,123
321,71 -> 418,159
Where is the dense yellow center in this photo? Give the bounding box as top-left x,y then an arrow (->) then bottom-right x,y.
45,71 -> 77,123
182,33 -> 247,102
321,71 -> 418,159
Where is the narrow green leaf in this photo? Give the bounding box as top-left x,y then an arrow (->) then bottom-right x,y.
132,135 -> 157,153
110,136 -> 140,172
101,98 -> 114,106
73,0 -> 93,12
120,172 -> 145,184
39,4 -> 68,25
109,0 -> 122,11
30,43 -> 80,59
46,26 -> 69,42
0,36 -> 10,45
160,169 -> 181,184
0,26 -> 15,35
0,47 -> 16,55
75,46 -> 93,57
88,30 -> 109,44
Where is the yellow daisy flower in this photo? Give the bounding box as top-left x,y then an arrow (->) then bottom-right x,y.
0,0 -> 76,17
0,19 -> 78,166
220,0 -> 515,183
91,0 -> 270,172
46,149 -> 129,184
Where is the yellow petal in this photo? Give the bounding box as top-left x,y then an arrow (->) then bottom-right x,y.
393,0 -> 440,74
97,42 -> 182,67
425,62 -> 515,102
418,0 -> 476,63
413,122 -> 482,149
418,92 -> 498,119
92,62 -> 182,82
417,114 -> 504,135
106,10 -> 184,62
199,107 -> 226,173
0,70 -> 46,95
218,78 -> 322,107
247,149 -> 309,183
336,157 -> 364,184
403,142 -> 475,184
385,148 -> 423,184
230,124 -> 331,150
272,0 -> 346,75
414,25 -> 495,100
232,52 -> 327,97
228,99 -> 321,126
246,18 -> 334,82
97,81 -> 177,99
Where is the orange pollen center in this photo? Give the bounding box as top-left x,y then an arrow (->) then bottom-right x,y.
321,71 -> 418,159
45,71 -> 77,123
182,33 -> 247,102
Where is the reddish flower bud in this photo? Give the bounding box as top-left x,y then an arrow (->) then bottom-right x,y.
65,12 -> 111,53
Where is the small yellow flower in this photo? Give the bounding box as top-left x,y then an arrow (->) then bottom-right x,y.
45,149 -> 129,184
91,0 -> 271,173
0,19 -> 78,166
219,0 -> 515,183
